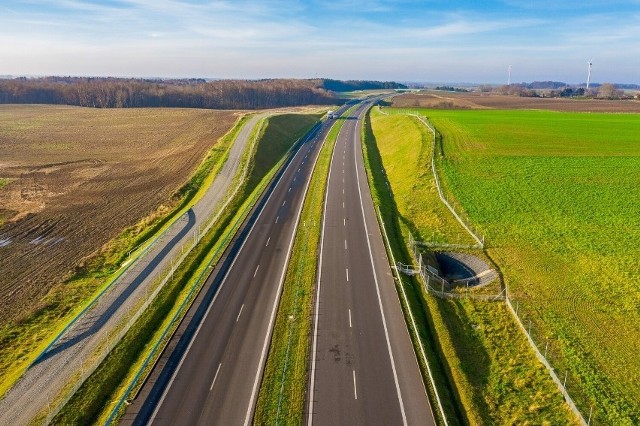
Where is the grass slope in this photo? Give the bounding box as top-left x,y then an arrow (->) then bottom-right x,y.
0,113 -> 245,400
52,112 -> 322,425
366,107 -> 576,424
416,108 -> 640,425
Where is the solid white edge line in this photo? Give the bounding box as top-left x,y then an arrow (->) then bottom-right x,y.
353,105 -> 408,426
377,207 -> 443,425
149,118 -> 317,425
307,113 -> 347,426
210,363 -> 222,391
244,123 -> 333,426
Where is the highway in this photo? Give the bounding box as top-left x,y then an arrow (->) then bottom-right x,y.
0,113 -> 265,426
307,102 -> 436,425
123,106 -> 349,425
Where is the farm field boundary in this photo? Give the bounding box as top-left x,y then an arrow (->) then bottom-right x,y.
0,110 -> 244,400
20,113 -> 266,425
381,108 -> 485,249
254,105 -> 352,424
397,108 -> 586,424
418,108 -> 640,424
94,113 -> 324,425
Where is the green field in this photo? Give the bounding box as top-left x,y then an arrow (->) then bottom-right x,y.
392,108 -> 639,424
367,108 -> 575,424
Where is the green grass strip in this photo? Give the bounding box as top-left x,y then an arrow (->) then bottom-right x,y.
254,112 -> 350,425
361,107 -> 466,425
0,114 -> 249,400
51,113 -> 322,425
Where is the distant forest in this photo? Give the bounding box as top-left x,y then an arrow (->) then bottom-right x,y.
0,77 -> 406,110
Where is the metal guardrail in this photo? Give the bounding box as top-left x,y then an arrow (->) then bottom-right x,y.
385,108 -> 589,424
35,116 -> 265,425
374,208 -> 449,426
104,116 -> 326,424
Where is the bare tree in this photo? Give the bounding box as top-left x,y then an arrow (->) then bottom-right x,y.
597,83 -> 622,99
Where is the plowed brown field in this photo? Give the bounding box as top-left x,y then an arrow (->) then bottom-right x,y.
393,91 -> 640,112
0,105 -> 238,324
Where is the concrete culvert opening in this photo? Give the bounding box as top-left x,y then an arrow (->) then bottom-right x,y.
435,252 -> 498,287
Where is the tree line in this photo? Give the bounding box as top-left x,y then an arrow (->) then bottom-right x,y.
0,77 -> 354,109
478,82 -> 634,99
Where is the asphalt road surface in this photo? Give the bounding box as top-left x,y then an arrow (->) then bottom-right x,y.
0,113 -> 265,426
123,106 -> 350,425
306,102 -> 436,425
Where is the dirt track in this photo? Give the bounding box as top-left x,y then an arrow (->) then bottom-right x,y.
0,110 -> 275,425
0,106 -> 238,324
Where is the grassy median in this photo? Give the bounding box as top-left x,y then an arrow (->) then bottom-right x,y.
363,106 -> 576,424
51,113 -> 322,425
254,113 -> 348,425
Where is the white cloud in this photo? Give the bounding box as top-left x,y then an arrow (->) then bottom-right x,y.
0,1 -> 638,82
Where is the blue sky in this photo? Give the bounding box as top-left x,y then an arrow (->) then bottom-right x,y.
1,0 -> 639,83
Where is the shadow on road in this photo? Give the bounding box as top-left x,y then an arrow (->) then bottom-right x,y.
35,209 -> 197,364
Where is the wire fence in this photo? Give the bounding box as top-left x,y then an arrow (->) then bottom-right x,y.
503,293 -> 589,425
103,118 -> 325,425
33,116 -> 268,425
385,108 -> 591,425
404,232 -> 589,423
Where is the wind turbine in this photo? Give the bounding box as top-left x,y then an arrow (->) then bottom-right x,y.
586,59 -> 593,89
508,64 -> 512,86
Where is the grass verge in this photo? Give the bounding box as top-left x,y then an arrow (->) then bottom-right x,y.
361,107 -> 464,425
254,112 -> 348,425
0,113 -> 249,400
51,113 -> 323,425
363,106 -> 577,424
414,108 -> 640,425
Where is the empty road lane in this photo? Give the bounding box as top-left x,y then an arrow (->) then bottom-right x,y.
124,108 -> 347,425
307,101 -> 436,425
